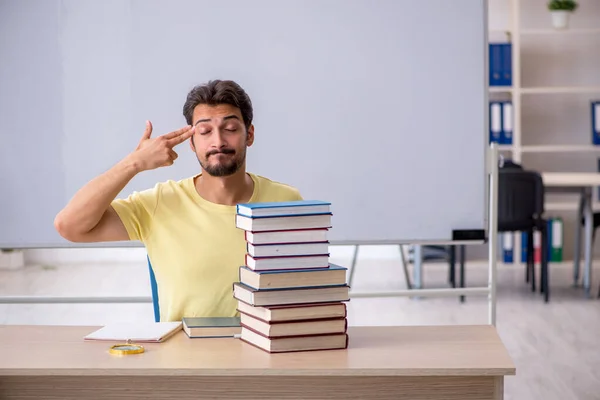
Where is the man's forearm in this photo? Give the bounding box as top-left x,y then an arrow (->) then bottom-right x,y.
55,155 -> 141,236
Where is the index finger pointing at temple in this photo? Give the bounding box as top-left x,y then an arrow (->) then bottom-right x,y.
163,125 -> 193,140
166,127 -> 194,147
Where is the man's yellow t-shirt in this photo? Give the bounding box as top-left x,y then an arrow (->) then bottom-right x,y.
110,172 -> 303,322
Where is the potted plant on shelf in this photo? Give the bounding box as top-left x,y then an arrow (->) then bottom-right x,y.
547,0 -> 578,29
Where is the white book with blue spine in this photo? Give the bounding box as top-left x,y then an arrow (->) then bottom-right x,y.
236,213 -> 332,232
237,200 -> 331,217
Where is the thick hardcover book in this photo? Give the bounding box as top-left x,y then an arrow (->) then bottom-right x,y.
182,317 -> 241,338
237,200 -> 331,217
239,312 -> 347,337
239,264 -> 347,290
233,282 -> 350,307
247,241 -> 330,258
245,228 -> 329,245
245,253 -> 330,271
236,300 -> 347,323
240,325 -> 349,353
236,213 -> 332,232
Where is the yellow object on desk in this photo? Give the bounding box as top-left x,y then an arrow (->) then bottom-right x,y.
108,342 -> 145,356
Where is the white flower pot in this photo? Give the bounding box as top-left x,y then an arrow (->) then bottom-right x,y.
551,10 -> 571,29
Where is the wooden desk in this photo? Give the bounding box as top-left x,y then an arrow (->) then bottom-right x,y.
542,172 -> 600,296
0,324 -> 515,400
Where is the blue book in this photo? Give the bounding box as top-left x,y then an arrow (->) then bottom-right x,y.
237,200 -> 331,218
592,101 -> 600,145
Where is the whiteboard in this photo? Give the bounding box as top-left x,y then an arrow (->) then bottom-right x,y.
0,0 -> 488,248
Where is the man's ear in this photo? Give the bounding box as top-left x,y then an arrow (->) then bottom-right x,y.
246,124 -> 255,146
189,135 -> 195,151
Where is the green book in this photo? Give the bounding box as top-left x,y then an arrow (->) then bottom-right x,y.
182,317 -> 241,338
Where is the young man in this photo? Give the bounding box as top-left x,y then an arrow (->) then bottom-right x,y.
54,80 -> 303,321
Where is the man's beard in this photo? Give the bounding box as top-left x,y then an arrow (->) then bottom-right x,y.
198,147 -> 245,177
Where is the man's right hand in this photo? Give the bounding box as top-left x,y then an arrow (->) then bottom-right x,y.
129,121 -> 195,172
54,120 -> 195,243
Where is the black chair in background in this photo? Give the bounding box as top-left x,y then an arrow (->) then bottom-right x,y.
449,159 -> 525,302
497,168 -> 549,302
449,166 -> 550,302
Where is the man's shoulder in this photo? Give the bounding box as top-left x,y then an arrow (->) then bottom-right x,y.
252,173 -> 303,201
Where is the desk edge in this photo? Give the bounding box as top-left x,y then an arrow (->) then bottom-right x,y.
0,367 -> 516,377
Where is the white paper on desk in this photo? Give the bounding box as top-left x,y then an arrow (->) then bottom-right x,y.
83,321 -> 182,343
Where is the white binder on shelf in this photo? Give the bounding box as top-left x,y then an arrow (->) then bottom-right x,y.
489,101 -> 502,144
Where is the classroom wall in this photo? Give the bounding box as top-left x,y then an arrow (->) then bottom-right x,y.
18,0 -> 600,266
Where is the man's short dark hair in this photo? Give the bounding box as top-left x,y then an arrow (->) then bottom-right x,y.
183,80 -> 253,129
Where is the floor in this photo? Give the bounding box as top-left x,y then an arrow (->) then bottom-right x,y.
1,253 -> 599,400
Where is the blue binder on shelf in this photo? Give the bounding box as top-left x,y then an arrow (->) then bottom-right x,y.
501,101 -> 513,145
521,231 -> 528,263
597,158 -> 600,201
489,42 -> 512,87
489,43 -> 503,86
501,42 -> 512,86
489,101 -> 502,143
592,100 -> 600,145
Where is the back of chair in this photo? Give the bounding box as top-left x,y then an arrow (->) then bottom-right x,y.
497,169 -> 544,231
147,256 -> 160,322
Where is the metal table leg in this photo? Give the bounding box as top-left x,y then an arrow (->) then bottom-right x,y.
348,245 -> 359,287
583,187 -> 593,297
459,245 -> 466,303
449,246 -> 456,287
573,190 -> 584,286
398,245 -> 412,290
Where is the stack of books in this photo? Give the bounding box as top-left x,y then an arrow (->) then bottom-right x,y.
233,200 -> 350,353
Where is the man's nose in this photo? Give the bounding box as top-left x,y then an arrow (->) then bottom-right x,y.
213,129 -> 227,148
